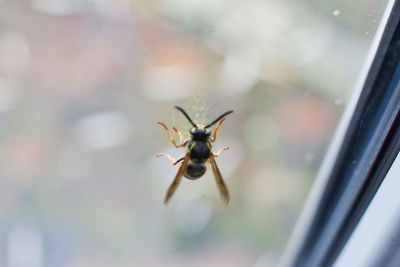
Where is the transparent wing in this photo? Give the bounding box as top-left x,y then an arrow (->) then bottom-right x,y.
164,153 -> 190,205
209,155 -> 230,204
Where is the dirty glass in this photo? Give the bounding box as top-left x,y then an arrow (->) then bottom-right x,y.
0,0 -> 389,266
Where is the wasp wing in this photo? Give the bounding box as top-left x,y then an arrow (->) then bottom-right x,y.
209,155 -> 230,204
164,153 -> 190,205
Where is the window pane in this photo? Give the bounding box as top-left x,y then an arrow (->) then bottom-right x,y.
0,0 -> 390,266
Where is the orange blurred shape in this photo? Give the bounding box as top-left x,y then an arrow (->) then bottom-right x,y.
4,135 -> 53,180
276,97 -> 339,142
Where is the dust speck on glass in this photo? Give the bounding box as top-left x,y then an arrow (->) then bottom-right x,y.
0,0 -> 389,266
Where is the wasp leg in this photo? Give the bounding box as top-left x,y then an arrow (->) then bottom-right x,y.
157,122 -> 186,148
213,147 -> 230,157
210,118 -> 226,143
156,154 -> 184,165
172,127 -> 186,146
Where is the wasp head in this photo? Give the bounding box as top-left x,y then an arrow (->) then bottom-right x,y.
190,126 -> 211,141
175,106 -> 233,140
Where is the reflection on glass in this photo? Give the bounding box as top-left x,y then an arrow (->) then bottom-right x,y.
0,0 -> 389,266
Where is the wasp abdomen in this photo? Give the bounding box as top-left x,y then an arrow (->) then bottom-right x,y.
184,162 -> 206,180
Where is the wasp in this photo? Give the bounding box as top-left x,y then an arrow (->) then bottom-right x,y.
157,106 -> 233,205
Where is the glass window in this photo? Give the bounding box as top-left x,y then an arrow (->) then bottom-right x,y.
0,0 -> 390,266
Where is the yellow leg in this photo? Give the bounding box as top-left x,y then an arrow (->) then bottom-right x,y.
173,127 -> 185,146
156,154 -> 183,165
157,122 -> 186,148
210,118 -> 226,143
213,147 -> 229,157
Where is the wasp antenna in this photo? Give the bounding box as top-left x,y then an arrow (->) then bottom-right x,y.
205,110 -> 234,128
175,106 -> 197,127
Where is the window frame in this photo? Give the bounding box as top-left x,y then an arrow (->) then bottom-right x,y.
280,0 -> 400,266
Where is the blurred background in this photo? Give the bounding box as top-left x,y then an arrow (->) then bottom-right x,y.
0,0 -> 389,266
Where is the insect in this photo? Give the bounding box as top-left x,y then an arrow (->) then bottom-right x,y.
157,106 -> 233,205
